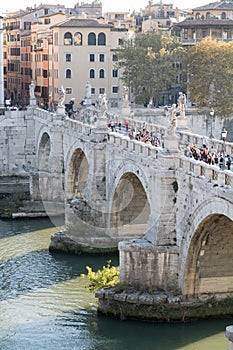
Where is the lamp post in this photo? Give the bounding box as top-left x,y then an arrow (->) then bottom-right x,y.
209,108 -> 215,138
221,128 -> 227,170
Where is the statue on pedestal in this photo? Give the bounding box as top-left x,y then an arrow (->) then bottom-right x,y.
29,81 -> 35,99
85,81 -> 91,99
58,86 -> 66,107
177,92 -> 186,115
167,104 -> 177,136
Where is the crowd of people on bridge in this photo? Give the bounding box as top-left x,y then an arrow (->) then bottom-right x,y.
107,118 -> 164,148
184,142 -> 232,170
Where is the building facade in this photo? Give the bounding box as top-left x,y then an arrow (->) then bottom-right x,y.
50,18 -> 128,109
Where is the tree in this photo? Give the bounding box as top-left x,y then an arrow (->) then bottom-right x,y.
186,37 -> 233,116
115,29 -> 184,106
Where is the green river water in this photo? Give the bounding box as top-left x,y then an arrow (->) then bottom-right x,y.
0,217 -> 232,350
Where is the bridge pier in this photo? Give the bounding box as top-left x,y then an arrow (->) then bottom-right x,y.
119,239 -> 179,292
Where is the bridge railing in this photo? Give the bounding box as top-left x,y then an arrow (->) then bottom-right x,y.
109,132 -> 160,159
65,117 -> 94,135
178,155 -> 233,188
177,130 -> 233,156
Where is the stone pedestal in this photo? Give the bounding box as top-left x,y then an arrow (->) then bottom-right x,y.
226,326 -> 233,350
121,103 -> 131,118
176,115 -> 190,131
164,133 -> 180,153
29,97 -> 37,107
56,105 -> 66,119
91,112 -> 109,142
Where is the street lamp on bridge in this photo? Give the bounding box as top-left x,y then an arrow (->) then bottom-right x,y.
209,108 -> 215,139
221,128 -> 228,170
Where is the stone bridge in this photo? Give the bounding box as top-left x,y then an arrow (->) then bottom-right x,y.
0,106 -> 233,301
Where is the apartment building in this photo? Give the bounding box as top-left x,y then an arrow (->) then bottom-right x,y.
3,4 -> 69,106
173,1 -> 233,45
50,18 -> 129,110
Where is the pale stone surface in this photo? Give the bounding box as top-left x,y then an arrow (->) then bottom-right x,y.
0,107 -> 232,301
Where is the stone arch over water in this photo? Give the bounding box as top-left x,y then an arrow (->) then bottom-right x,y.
109,171 -> 150,238
38,132 -> 51,171
66,148 -> 89,198
180,198 -> 233,298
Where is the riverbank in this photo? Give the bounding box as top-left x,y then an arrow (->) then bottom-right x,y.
95,287 -> 233,322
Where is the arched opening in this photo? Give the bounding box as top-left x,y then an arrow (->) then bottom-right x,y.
74,32 -> 82,45
66,69 -> 72,79
89,69 -> 95,79
66,148 -> 89,198
38,132 -> 51,171
110,172 -> 150,237
221,12 -> 226,19
64,32 -> 73,45
88,32 -> 96,45
99,69 -> 105,78
183,214 -> 233,298
98,32 -> 106,45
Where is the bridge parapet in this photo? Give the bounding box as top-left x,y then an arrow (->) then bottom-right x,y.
178,155 -> 233,188
109,132 -> 160,159
177,130 -> 233,155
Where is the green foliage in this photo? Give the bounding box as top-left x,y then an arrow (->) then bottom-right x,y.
115,29 -> 184,105
81,260 -> 120,292
186,37 -> 233,116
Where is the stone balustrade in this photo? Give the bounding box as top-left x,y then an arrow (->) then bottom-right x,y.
109,132 -> 159,159
178,155 -> 233,187
178,130 -> 233,156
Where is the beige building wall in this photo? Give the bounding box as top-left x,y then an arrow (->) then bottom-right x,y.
51,20 -> 129,110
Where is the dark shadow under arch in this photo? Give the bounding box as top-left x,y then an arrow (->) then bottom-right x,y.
183,214 -> 233,298
38,132 -> 51,171
110,172 -> 150,237
66,148 -> 89,198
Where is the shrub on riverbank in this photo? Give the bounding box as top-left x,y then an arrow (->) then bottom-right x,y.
81,260 -> 119,292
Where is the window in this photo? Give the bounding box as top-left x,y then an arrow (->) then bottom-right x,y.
183,28 -> 188,40
112,86 -> 118,93
91,87 -> 95,94
89,53 -> 95,62
66,69 -> 72,79
202,29 -> 208,38
44,18 -> 51,24
206,12 -> 211,19
74,32 -> 82,45
90,69 -> 95,78
99,69 -> 105,78
98,32 -> 106,45
112,54 -> 117,62
99,53 -> 105,62
88,32 -> 96,45
66,53 -> 72,62
118,38 -> 123,45
99,87 -> 105,94
112,69 -> 118,78
221,12 -> 226,19
42,70 -> 48,78
64,32 -> 73,45
66,87 -> 72,94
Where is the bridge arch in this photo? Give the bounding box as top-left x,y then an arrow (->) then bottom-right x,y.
65,145 -> 89,198
37,132 -> 51,171
180,198 -> 233,298
108,162 -> 151,238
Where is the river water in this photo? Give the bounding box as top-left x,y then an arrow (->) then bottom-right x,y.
0,217 -> 232,350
